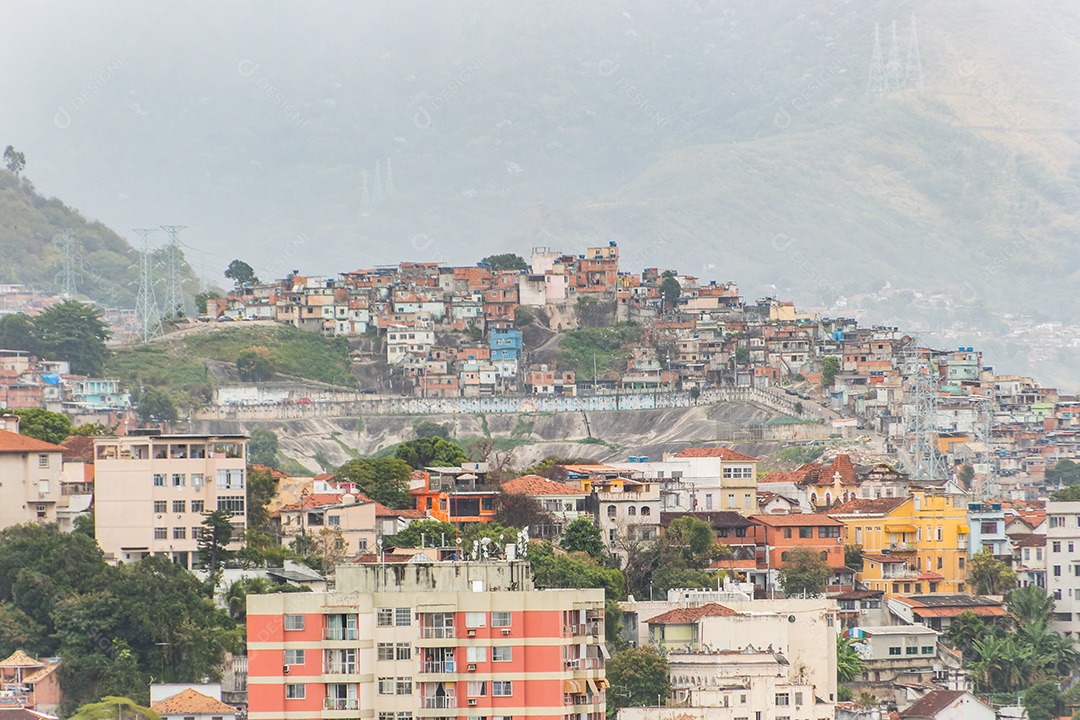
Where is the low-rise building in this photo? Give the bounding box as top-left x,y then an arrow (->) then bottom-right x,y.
0,651 -> 62,716
847,625 -> 940,706
500,475 -> 586,539
0,430 -> 64,530
886,594 -> 1007,632
1046,499 -> 1080,636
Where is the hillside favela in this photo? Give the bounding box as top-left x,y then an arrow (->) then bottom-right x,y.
3,3 -> 1080,720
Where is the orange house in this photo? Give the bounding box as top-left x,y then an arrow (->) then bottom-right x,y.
750,513 -> 854,594
411,467 -> 498,530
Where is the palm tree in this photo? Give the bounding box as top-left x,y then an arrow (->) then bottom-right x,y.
836,634 -> 865,684
970,635 -> 1009,692
1008,585 -> 1055,628
944,611 -> 985,658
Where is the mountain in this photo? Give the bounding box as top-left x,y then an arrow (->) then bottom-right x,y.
0,170 -> 199,309
3,0 -> 1078,378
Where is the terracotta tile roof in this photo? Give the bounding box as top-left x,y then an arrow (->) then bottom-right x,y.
59,434 -> 95,462
22,662 -> 58,685
1012,533 -> 1046,548
672,447 -> 759,461
0,430 -> 63,454
898,690 -> 967,719
645,603 -> 740,624
749,513 -> 843,527
150,688 -> 236,715
275,493 -> 353,512
501,475 -> 583,496
862,553 -> 907,563
0,650 -> 43,669
374,503 -> 424,518
818,454 -> 857,486
827,497 -> 908,515
759,470 -> 810,484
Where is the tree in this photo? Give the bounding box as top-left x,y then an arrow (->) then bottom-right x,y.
394,437 -> 467,470
689,385 -> 701,402
68,697 -> 160,720
561,517 -> 605,560
1024,681 -> 1065,720
335,457 -> 414,509
528,541 -> 625,600
659,271 -> 681,312
31,300 -> 111,375
0,313 -> 38,355
197,510 -> 235,577
1008,585 -> 1055,628
844,544 -> 864,571
821,356 -> 840,388
944,611 -> 985,658
248,428 -> 279,467
194,291 -> 221,315
3,145 -> 26,175
958,464 -> 975,487
413,420 -> 450,439
387,519 -> 458,548
224,259 -> 258,287
1047,459 -> 1080,486
480,253 -> 528,271
74,511 -> 95,538
793,401 -> 804,415
836,634 -> 865,684
246,465 -> 277,533
734,346 -> 749,365
969,548 -> 1017,595
778,547 -> 830,597
495,492 -> 554,532
236,348 -> 275,382
606,646 -> 671,711
72,422 -> 111,436
13,408 -> 73,444
663,516 -> 718,568
1051,484 -> 1080,501
136,388 -> 177,424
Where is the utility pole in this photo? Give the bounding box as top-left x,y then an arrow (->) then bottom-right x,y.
159,225 -> 188,321
54,229 -> 80,299
132,228 -> 163,343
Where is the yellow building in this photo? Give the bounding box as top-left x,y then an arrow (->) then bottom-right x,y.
828,492 -> 970,595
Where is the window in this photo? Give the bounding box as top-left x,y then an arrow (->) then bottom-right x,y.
799,527 -> 813,539
981,521 -> 997,534
793,692 -> 803,706
154,527 -> 167,540
1053,541 -> 1062,552
819,526 -> 841,538
172,473 -> 185,487
153,500 -> 167,513
1054,566 -> 1062,577
466,612 -> 486,628
727,493 -> 735,508
467,646 -> 487,663
329,515 -> 341,527
396,643 -> 411,660
395,608 -> 412,626
492,611 -> 512,627
937,557 -> 943,570
921,646 -> 934,655
607,505 -> 616,518
217,469 -> 244,489
191,500 -> 204,513
377,608 -> 394,626
377,643 -> 394,661
1050,516 -> 1064,528
173,527 -> 186,540
191,527 -> 202,540
775,693 -> 789,706
217,496 -> 245,515
284,649 -> 304,665
468,682 -> 487,697
396,678 -> 412,695
627,506 -> 636,516
492,681 -> 512,697
936,526 -> 942,541
38,454 -> 49,468
723,466 -> 753,479
172,500 -> 186,513
378,678 -> 395,695
153,473 -> 166,487
284,614 -> 305,631
285,684 -> 305,700
958,557 -> 965,569
905,646 -> 918,655
888,646 -> 901,656
641,506 -> 651,516
191,473 -> 204,489
784,528 -> 793,539
492,646 -> 512,662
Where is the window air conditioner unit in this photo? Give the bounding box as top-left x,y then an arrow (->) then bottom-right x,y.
468,699 -> 478,706
467,664 -> 477,671
501,628 -> 511,635
467,629 -> 476,637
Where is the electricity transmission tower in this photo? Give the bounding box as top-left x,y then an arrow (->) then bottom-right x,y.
159,225 -> 188,321
867,24 -> 886,95
869,16 -> 924,95
903,346 -> 948,485
54,229 -> 80,298
885,20 -> 904,92
132,228 -> 163,343
905,15 -> 924,89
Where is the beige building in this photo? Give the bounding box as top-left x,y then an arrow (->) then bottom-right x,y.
93,431 -> 248,569
0,429 -> 65,529
275,492 -> 377,557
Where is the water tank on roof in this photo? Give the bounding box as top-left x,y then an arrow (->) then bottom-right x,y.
342,494 -> 357,504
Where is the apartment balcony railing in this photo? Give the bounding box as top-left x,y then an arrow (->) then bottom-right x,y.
325,698 -> 360,710
421,626 -> 455,639
422,661 -> 456,673
324,628 -> 358,641
323,663 -> 358,675
423,696 -> 456,709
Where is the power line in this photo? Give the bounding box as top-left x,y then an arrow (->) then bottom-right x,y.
132,228 -> 163,343
159,225 -> 188,320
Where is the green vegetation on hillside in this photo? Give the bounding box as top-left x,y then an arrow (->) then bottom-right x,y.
107,325 -> 355,409
556,323 -> 643,377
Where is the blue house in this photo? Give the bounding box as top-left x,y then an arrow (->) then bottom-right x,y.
489,328 -> 523,362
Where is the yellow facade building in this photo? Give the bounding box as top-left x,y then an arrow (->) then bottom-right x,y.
828,492 -> 970,595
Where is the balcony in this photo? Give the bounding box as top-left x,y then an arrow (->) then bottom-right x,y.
324,663 -> 358,675
422,661 -> 456,673
324,628 -> 358,641
325,698 -> 359,711
423,697 -> 456,709
421,626 -> 455,639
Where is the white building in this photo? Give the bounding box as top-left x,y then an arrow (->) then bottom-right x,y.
1046,500 -> 1080,637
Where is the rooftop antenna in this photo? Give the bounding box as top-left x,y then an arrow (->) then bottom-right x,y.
132,228 -> 163,343
159,225 -> 188,321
